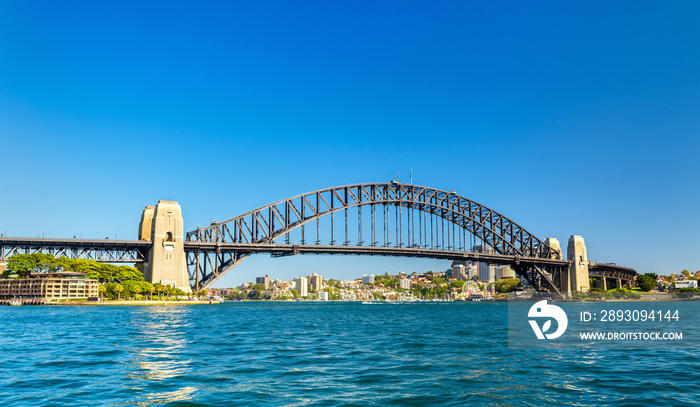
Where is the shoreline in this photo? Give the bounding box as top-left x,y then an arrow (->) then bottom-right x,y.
49,300 -> 222,306
2,296 -> 698,306
0,300 -> 222,306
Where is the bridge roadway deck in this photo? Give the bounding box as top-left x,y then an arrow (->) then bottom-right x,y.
588,262 -> 637,280
0,237 -> 151,250
182,242 -> 571,268
0,237 -> 151,263
1,238 -> 636,281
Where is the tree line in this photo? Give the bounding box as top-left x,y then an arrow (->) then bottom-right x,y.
3,253 -> 143,282
2,253 -> 190,300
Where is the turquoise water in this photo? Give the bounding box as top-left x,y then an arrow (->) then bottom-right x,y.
0,302 -> 698,406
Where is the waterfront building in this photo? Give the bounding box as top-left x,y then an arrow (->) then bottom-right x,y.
308,273 -> 323,292
0,271 -> 99,300
318,292 -> 330,301
675,280 -> 698,289
399,278 -> 411,289
256,275 -> 270,289
295,277 -> 308,297
362,274 -> 375,284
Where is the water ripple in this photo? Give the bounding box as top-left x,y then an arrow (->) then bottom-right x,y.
0,302 -> 698,406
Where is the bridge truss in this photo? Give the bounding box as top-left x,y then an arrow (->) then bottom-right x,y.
588,263 -> 637,283
185,182 -> 568,292
0,237 -> 150,263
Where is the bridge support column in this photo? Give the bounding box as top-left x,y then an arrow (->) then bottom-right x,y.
138,201 -> 191,293
613,279 -> 622,289
567,235 -> 590,293
596,277 -> 607,290
545,238 -> 567,293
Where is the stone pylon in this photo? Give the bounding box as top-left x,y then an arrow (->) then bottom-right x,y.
567,235 -> 590,293
546,237 -> 570,293
138,201 -> 191,293
545,238 -> 562,259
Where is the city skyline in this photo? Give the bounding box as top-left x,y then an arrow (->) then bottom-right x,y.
1,2 -> 699,287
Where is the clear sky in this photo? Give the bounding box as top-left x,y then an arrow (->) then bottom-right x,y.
1,1 -> 698,287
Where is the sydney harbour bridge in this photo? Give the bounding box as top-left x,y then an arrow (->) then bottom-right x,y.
0,182 -> 636,296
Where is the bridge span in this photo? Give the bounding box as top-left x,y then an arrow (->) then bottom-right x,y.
0,237 -> 149,263
0,182 -> 637,295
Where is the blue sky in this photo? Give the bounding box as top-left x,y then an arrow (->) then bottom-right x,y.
1,1 -> 698,286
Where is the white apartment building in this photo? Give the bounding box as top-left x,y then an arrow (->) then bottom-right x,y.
294,277 -> 308,297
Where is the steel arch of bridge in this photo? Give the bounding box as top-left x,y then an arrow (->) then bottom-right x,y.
184,182 -> 565,291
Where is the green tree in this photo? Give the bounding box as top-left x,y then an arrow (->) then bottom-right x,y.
677,287 -> 699,293
291,288 -> 299,299
142,282 -> 155,300
114,265 -> 144,282
636,273 -> 657,292
5,253 -> 61,277
5,254 -> 36,277
154,283 -> 168,300
98,284 -> 106,300
62,258 -> 103,280
449,280 -> 465,289
132,283 -> 142,300
34,253 -> 62,272
167,286 -> 186,297
49,257 -> 145,283
114,283 -> 124,300
372,291 -> 385,300
495,278 -> 521,293
327,279 -> 342,289
225,290 -> 246,300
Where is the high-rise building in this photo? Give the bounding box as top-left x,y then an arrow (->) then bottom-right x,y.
473,245 -> 496,282
256,275 -> 270,289
451,265 -> 467,280
399,278 -> 411,289
495,266 -> 516,280
294,277 -> 308,297
308,273 -> 323,292
466,263 -> 478,279
362,274 -> 375,284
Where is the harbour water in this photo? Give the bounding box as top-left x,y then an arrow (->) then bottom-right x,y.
1,301 -> 698,406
